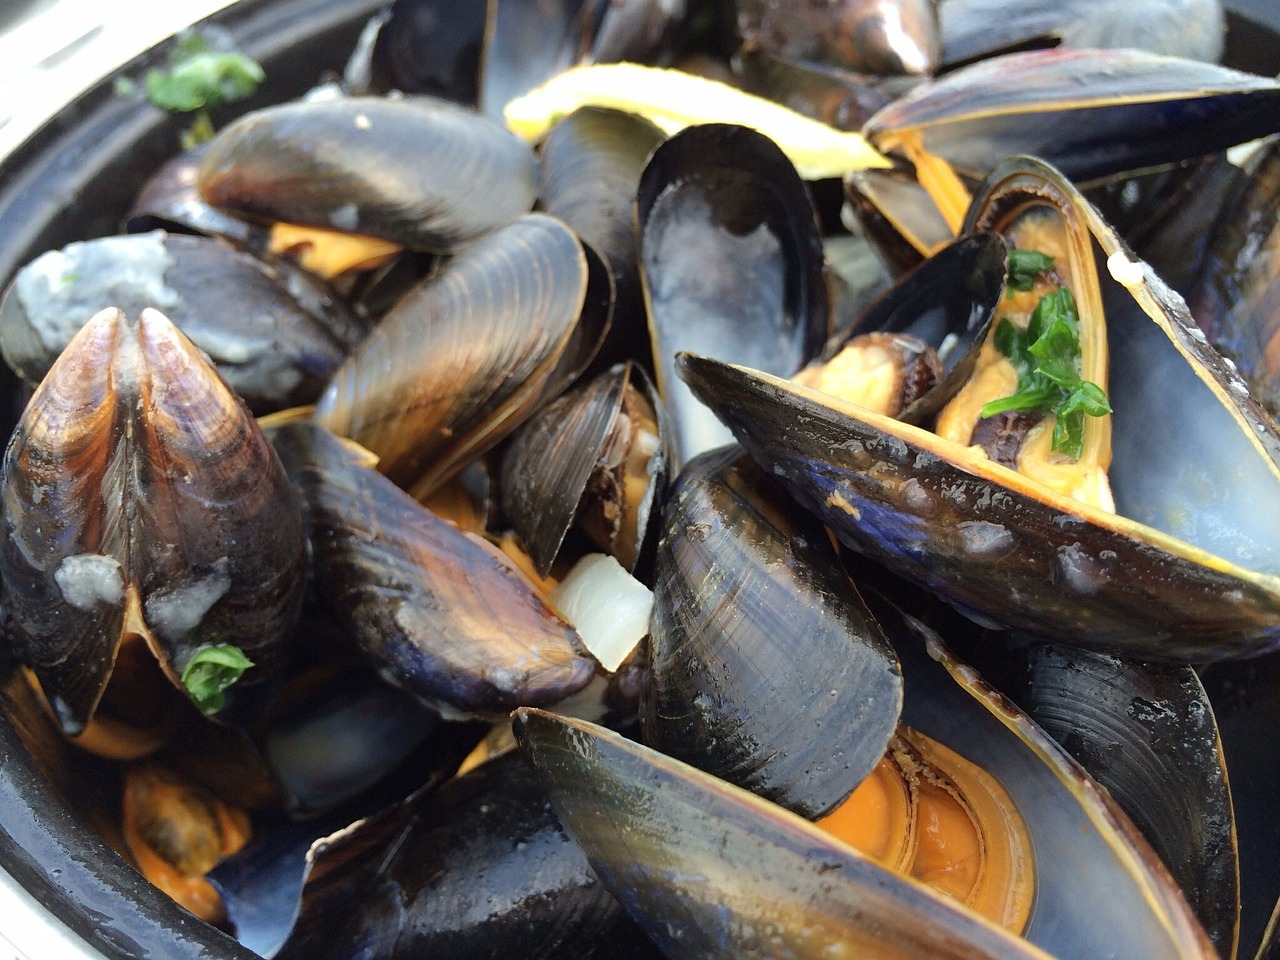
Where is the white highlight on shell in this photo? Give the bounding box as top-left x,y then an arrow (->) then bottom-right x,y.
143,557 -> 232,640
53,554 -> 124,611
1105,249 -> 1145,289
551,553 -> 653,673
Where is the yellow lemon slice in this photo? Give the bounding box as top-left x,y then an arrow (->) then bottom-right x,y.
503,62 -> 891,180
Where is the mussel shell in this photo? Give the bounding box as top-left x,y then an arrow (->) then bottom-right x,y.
843,166 -> 952,271
729,51 -> 893,132
731,0 -> 941,75
644,446 -> 903,819
1,308 -> 306,733
366,0 -> 487,103
515,709 -> 1047,960
679,156 -> 1280,661
313,212 -> 610,496
638,122 -> 829,467
275,749 -> 664,960
197,95 -> 537,252
537,106 -> 666,375
500,362 -> 667,578
1186,137 -> 1280,417
953,640 -> 1239,956
939,0 -> 1226,67
821,230 -> 1007,425
0,231 -> 362,412
518,634 -> 1218,960
1201,650 -> 1280,959
271,422 -> 596,719
125,145 -> 267,250
864,48 -> 1280,182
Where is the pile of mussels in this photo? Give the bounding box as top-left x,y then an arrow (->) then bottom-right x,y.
2,0 -> 1280,957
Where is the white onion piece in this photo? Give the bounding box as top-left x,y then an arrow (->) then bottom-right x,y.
551,553 -> 653,673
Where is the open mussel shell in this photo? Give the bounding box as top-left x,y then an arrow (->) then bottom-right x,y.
1,307 -> 307,734
501,361 -> 668,578
271,422 -> 596,719
844,166 -> 953,271
807,230 -> 1007,425
515,713 -> 1046,960
197,95 -> 536,252
864,48 -> 1280,183
313,212 -> 611,497
638,122 -> 828,468
953,638 -> 1239,956
679,156 -> 1280,661
516,603 -> 1218,959
125,145 -> 268,250
645,446 -> 902,819
0,231 -> 363,413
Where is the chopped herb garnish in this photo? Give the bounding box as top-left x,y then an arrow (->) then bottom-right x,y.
142,33 -> 264,148
979,283 -> 1111,460
180,644 -> 254,715
1006,248 -> 1056,293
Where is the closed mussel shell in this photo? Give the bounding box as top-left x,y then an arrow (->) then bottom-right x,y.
638,122 -> 829,467
538,106 -> 666,374
271,422 -> 596,719
275,749 -> 664,960
865,48 -> 1280,182
197,95 -> 536,252
0,232 -> 362,413
313,212 -> 610,496
645,446 -> 902,819
1,308 -> 306,734
953,639 -> 1239,957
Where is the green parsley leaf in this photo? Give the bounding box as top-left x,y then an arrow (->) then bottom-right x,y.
141,33 -> 264,147
1006,248 -> 1056,292
146,50 -> 264,112
979,271 -> 1111,459
180,645 -> 254,715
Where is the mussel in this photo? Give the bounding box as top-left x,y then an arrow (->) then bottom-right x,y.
679,157 -> 1280,660
0,307 -> 306,735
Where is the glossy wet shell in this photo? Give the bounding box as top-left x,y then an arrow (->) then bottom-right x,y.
0,308 -> 306,734
644,447 -> 903,819
312,213 -> 607,495
197,95 -> 537,252
0,232 -> 361,413
515,708 -> 1050,960
275,750 -> 665,960
864,48 -> 1280,181
637,122 -> 828,467
678,353 -> 1280,660
271,422 -> 596,719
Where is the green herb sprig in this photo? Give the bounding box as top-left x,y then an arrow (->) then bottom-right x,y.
180,644 -> 254,715
140,33 -> 264,149
979,255 -> 1111,460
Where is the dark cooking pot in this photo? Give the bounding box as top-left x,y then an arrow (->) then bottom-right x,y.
2,0 -> 1280,958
